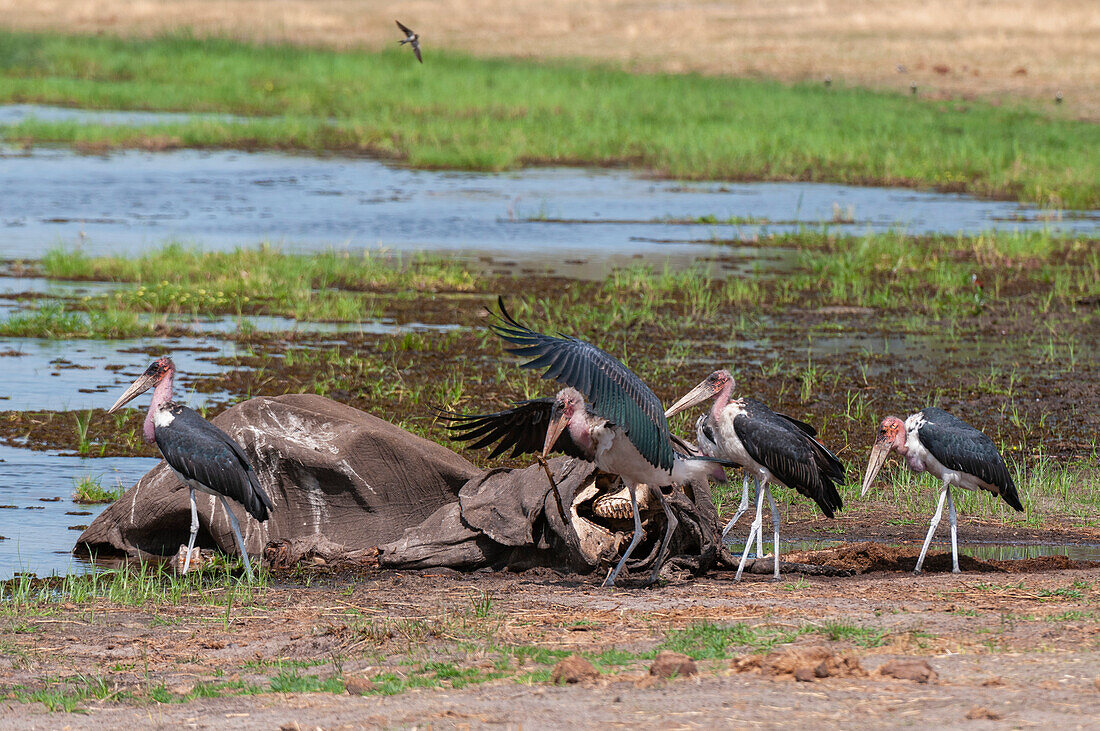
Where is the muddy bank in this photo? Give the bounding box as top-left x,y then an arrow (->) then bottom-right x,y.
1,566 -> 1098,727
3,297 -> 1097,461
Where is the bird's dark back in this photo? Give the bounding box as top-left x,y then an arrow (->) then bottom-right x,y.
917,407 -> 1022,511
155,403 -> 273,521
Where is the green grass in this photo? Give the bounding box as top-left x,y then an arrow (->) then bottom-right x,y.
5,668 -> 348,712
659,622 -> 813,659
71,475 -> 123,504
10,230 -> 1092,340
1,31 -> 1098,207
33,243 -> 475,325
0,301 -> 152,339
0,562 -> 267,610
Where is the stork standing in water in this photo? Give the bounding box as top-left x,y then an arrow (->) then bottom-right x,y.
107,357 -> 274,580
665,370 -> 846,580
446,299 -> 734,586
862,408 -> 1023,574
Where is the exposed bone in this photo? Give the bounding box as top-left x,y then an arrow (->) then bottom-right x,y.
569,480 -> 624,563
592,482 -> 655,520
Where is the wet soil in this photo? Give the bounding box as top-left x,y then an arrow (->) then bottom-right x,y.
2,270 -> 1096,551
2,275 -> 1097,459
1,563 -> 1098,727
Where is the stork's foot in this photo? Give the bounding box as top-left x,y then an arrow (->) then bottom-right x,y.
602,567 -> 617,588
952,568 -> 962,574
912,569 -> 923,576
175,546 -> 211,574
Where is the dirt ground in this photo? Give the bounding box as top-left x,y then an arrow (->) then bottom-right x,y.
1,0 -> 1096,119
2,553 -> 1098,728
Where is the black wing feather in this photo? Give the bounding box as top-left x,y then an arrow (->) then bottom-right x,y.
487,298 -> 673,471
395,19 -> 413,35
435,399 -> 591,460
734,399 -> 844,517
154,404 -> 273,521
917,408 -> 1022,511
775,412 -> 817,438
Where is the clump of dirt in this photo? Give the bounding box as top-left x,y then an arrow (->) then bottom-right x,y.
649,651 -> 697,678
552,655 -> 599,684
783,542 -> 1090,575
731,646 -> 866,681
877,658 -> 938,683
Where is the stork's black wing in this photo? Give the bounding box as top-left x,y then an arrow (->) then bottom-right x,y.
435,399 -> 591,460
776,412 -> 817,438
487,297 -> 674,472
154,403 -> 274,521
733,399 -> 844,517
917,407 -> 1022,511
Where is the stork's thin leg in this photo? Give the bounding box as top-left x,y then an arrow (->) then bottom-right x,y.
947,486 -> 960,574
734,480 -> 766,582
647,487 -> 678,586
914,485 -> 949,575
182,488 -> 198,574
604,482 -> 643,587
721,474 -> 753,539
765,483 -> 781,581
219,496 -> 255,582
755,493 -> 764,560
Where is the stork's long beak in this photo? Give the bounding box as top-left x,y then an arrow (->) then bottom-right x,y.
542,411 -> 569,459
861,437 -> 892,498
106,373 -> 159,414
665,379 -> 719,419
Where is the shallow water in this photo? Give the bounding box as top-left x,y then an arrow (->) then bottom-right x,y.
0,103 -> 244,128
1,144 -> 1096,275
0,336 -> 238,411
0,444 -> 160,579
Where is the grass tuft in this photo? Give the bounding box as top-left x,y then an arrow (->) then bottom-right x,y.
71,475 -> 123,504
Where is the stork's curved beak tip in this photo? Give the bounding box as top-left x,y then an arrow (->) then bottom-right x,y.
542,412 -> 569,459
665,379 -> 718,419
106,373 -> 158,414
861,439 -> 891,498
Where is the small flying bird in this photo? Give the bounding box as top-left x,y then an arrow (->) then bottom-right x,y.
665,370 -> 846,581
445,299 -> 735,586
107,357 -> 274,580
896,64 -> 908,74
862,407 -> 1023,574
395,20 -> 422,63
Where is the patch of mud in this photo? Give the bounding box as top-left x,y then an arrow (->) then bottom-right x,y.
783,541 -> 1091,575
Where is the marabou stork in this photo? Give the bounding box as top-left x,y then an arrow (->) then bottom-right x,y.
107,357 -> 274,580
442,299 -> 734,586
862,407 -> 1023,574
665,370 -> 846,580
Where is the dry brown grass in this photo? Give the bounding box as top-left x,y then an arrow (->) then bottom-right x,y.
1,0 -> 1097,119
